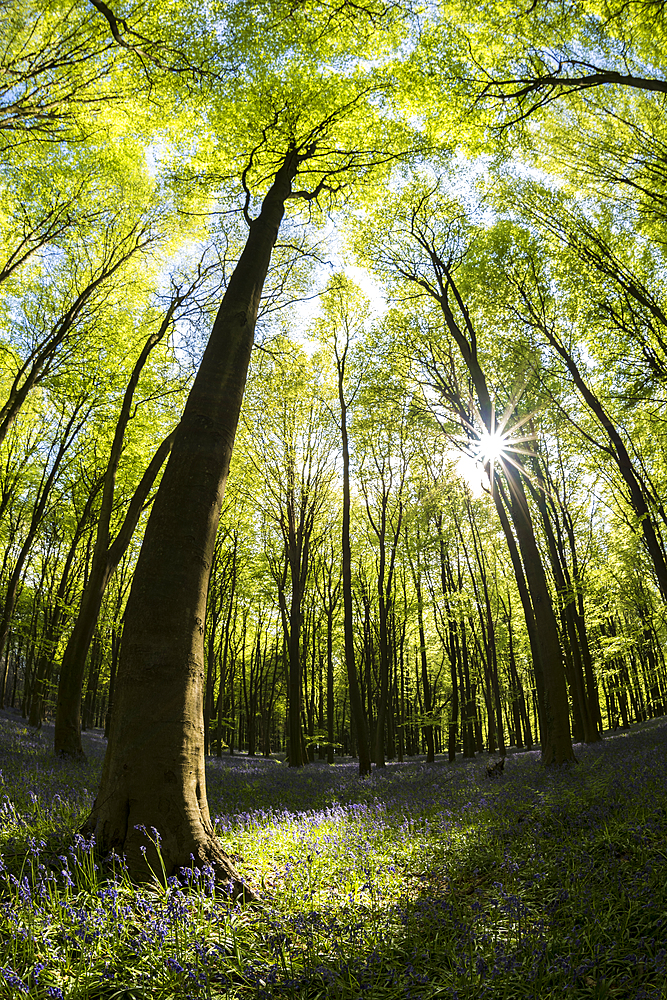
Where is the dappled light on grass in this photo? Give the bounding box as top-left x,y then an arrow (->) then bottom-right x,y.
0,717 -> 667,998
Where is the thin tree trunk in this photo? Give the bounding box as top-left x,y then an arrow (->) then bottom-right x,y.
492,481 -> 545,744
0,406 -> 85,705
337,352 -> 371,776
413,244 -> 574,763
55,429 -> 176,756
526,468 -> 599,743
326,604 -> 335,764
524,304 -> 667,601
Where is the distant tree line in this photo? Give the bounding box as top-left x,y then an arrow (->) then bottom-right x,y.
2,327 -> 666,766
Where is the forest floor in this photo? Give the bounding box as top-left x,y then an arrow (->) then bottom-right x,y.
0,714 -> 666,999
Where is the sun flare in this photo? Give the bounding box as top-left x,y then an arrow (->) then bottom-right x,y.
475,430 -> 509,465
448,381 -> 541,496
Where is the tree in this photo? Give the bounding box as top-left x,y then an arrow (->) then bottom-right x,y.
82,149 -> 299,888
357,184 -> 576,764
84,65 -> 396,883
54,267 -> 218,758
243,340 -> 336,766
417,0 -> 667,128
0,216 -> 155,449
313,539 -> 342,765
355,369 -> 409,768
0,398 -> 88,703
405,518 -> 437,762
315,276 -> 372,775
498,219 -> 667,604
28,474 -> 103,727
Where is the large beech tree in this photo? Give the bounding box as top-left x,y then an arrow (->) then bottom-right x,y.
83,76 -> 396,883
84,145 -> 306,891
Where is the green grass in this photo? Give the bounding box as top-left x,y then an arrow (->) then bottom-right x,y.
1,714 -> 666,999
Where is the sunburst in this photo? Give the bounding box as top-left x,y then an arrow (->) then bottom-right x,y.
453,384 -> 540,495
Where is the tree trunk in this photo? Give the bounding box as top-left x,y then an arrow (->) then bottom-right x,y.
372,499 -> 402,768
10,634 -> 23,709
55,429 -> 176,756
374,563 -> 389,769
526,468 -> 599,743
337,355 -> 371,775
30,485 -> 100,728
105,624 -> 121,738
561,501 -> 602,733
492,482 -> 545,744
326,603 -> 335,764
84,150 -> 302,892
520,298 -> 667,600
468,506 -> 506,758
410,526 -> 436,762
287,541 -> 304,766
416,584 -> 435,762
501,467 -> 575,764
0,406 -> 84,705
413,245 -> 573,764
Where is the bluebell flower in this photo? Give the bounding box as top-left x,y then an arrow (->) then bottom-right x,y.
0,967 -> 29,993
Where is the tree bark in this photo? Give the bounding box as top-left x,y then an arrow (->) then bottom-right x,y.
0,405 -> 85,705
500,466 -> 574,763
84,149 -> 302,892
55,429 -> 176,756
336,345 -> 371,775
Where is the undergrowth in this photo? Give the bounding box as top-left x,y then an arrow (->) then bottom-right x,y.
1,715 -> 666,999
